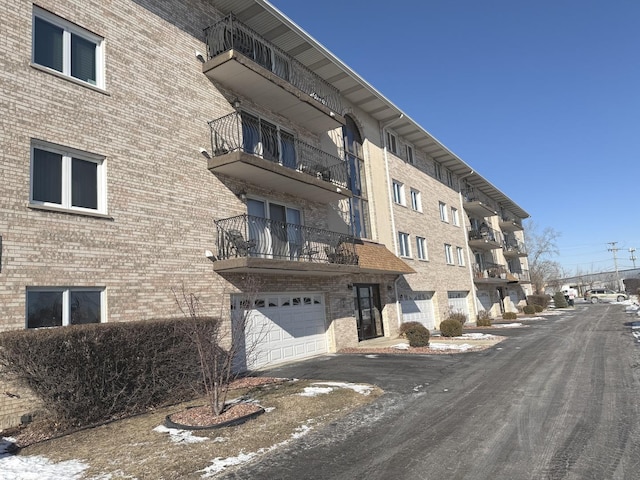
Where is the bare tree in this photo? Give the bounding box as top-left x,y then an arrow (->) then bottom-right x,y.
172,277 -> 264,416
524,220 -> 562,294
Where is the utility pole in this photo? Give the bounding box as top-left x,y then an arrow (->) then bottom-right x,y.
608,242 -> 622,291
630,248 -> 637,269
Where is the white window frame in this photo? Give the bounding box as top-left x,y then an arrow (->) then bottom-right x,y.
30,140 -> 107,215
457,246 -> 465,266
445,244 -> 454,265
406,145 -> 414,164
434,162 -> 442,181
392,180 -> 405,206
446,169 -> 454,187
416,236 -> 428,260
26,287 -> 105,328
386,131 -> 398,154
32,6 -> 105,89
410,189 -> 422,212
398,232 -> 411,258
439,201 -> 448,223
451,207 -> 459,226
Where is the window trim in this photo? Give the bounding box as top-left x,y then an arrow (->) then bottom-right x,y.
451,207 -> 459,226
32,6 -> 105,89
445,243 -> 454,265
406,145 -> 414,164
439,201 -> 449,223
398,232 -> 411,258
386,131 -> 398,154
30,140 -> 107,215
456,246 -> 465,266
26,286 -> 105,328
410,189 -> 422,212
392,180 -> 405,206
416,236 -> 428,261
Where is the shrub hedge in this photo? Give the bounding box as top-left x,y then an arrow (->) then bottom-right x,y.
0,318 -> 209,427
502,311 -> 518,320
399,322 -> 430,347
446,311 -> 467,326
553,291 -> 568,308
523,305 -> 536,315
526,295 -> 549,309
476,310 -> 492,327
439,319 -> 463,337
534,304 -> 543,313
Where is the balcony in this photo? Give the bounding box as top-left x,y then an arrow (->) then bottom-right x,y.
208,112 -> 351,203
499,215 -> 524,232
510,269 -> 531,283
503,239 -> 528,258
212,214 -> 360,275
468,225 -> 503,250
462,189 -> 497,217
204,15 -> 345,134
473,263 -> 509,284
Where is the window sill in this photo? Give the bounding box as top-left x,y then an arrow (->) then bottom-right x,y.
30,63 -> 110,96
29,204 -> 113,220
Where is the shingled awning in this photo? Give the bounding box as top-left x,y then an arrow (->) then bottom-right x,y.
355,241 -> 415,275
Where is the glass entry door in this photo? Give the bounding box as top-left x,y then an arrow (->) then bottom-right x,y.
354,284 -> 383,341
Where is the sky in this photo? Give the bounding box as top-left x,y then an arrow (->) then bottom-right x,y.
268,0 -> 640,276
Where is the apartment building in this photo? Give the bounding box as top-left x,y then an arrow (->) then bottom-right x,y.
0,0 -> 529,428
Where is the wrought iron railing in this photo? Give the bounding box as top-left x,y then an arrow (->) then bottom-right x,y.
462,187 -> 497,212
500,214 -> 523,229
209,112 -> 349,188
215,214 -> 358,265
468,225 -> 503,245
511,269 -> 530,282
473,262 -> 507,280
503,239 -> 527,255
204,14 -> 342,114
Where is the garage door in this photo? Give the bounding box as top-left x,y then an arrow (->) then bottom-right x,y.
235,293 -> 327,370
400,292 -> 436,330
447,291 -> 470,322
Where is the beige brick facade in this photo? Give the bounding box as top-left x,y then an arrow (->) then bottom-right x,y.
0,0 -> 529,429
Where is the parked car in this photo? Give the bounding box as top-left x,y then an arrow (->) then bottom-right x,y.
584,289 -> 628,303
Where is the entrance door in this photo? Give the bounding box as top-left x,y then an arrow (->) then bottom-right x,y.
354,284 -> 383,341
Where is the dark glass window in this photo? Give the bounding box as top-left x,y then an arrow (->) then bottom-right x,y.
34,17 -> 64,72
72,158 -> 98,209
27,291 -> 63,328
32,148 -> 62,204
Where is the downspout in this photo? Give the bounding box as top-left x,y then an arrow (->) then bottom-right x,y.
380,113 -> 404,328
458,170 -> 479,323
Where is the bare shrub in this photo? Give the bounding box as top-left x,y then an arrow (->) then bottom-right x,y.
476,310 -> 492,327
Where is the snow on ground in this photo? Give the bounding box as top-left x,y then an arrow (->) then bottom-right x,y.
429,342 -> 475,352
492,322 -> 523,328
391,342 -> 410,350
462,333 -> 497,339
298,382 -> 373,397
1,437 -> 90,480
153,425 -> 209,444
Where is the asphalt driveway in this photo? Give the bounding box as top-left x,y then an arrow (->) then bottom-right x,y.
221,306 -> 640,479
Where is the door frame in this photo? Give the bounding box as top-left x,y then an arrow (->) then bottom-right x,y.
354,283 -> 383,341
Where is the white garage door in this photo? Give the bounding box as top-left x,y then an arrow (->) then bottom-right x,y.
236,293 -> 327,370
401,292 -> 436,330
448,291 -> 470,322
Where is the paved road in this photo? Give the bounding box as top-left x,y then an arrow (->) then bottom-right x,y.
222,306 -> 640,479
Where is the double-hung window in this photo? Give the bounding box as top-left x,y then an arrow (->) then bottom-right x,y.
26,287 -> 104,328
434,162 -> 442,181
386,131 -> 398,154
445,244 -> 454,265
451,207 -> 459,226
398,232 -> 411,257
416,237 -> 427,260
392,180 -> 405,205
457,247 -> 465,266
406,145 -> 414,164
439,201 -> 448,222
32,7 -> 105,88
31,141 -> 107,214
410,189 -> 422,212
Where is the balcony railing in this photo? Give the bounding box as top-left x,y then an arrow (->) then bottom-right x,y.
503,239 -> 527,256
205,14 -> 342,114
512,269 -> 530,282
209,112 -> 349,189
215,214 -> 358,265
468,225 -> 503,245
473,262 -> 508,280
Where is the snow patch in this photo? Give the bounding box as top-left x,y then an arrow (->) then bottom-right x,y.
153,425 -> 209,444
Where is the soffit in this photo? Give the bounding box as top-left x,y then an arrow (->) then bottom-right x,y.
208,0 -> 529,219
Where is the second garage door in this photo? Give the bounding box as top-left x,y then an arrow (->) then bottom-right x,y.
237,292 -> 328,370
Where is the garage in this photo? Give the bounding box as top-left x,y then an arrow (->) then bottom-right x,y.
447,291 -> 471,322
400,292 -> 436,330
234,293 -> 328,370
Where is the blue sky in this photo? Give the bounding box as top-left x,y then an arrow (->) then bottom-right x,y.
269,0 -> 640,275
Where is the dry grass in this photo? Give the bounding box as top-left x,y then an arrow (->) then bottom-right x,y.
11,379 -> 382,479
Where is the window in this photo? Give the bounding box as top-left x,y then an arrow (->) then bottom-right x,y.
445,244 -> 454,265
392,180 -> 405,205
398,232 -> 410,257
406,145 -> 414,164
446,169 -> 454,187
410,189 -> 422,212
457,247 -> 465,266
240,112 -> 296,168
386,131 -> 398,154
434,162 -> 442,181
451,207 -> 459,226
416,237 -> 427,260
26,287 -> 103,328
344,115 -> 370,238
31,141 -> 106,214
439,201 -> 448,222
32,7 -> 104,88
